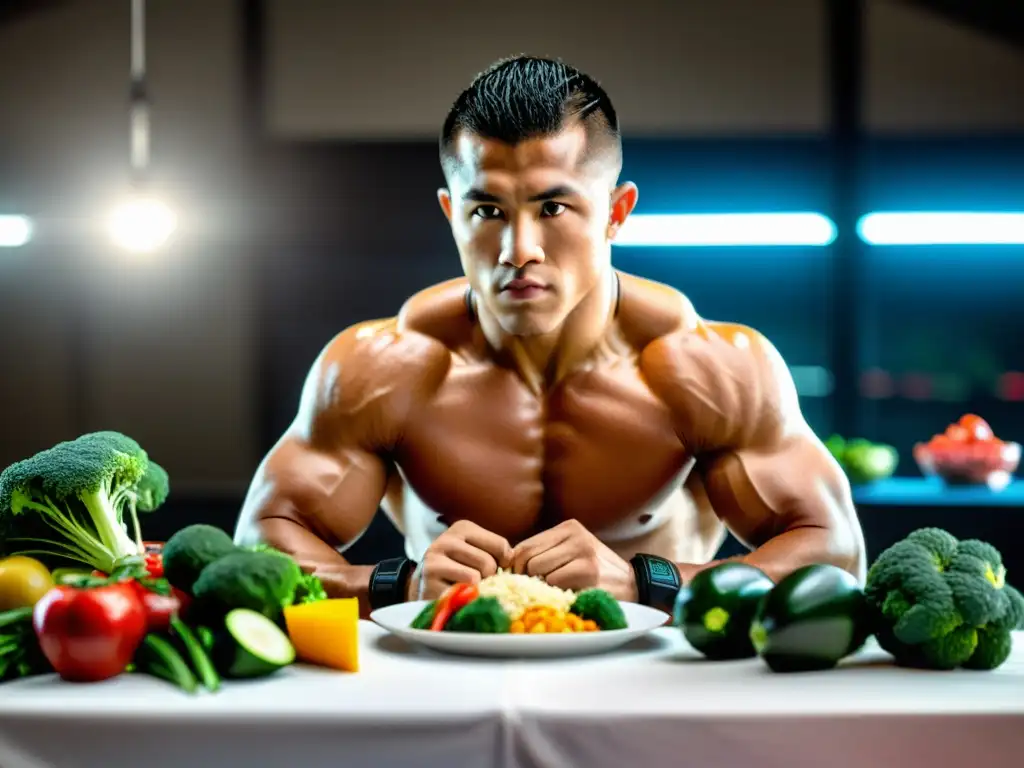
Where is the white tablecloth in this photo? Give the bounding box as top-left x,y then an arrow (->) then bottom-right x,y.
1,623 -> 1022,768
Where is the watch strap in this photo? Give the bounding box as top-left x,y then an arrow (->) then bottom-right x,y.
368,557 -> 417,610
630,553 -> 682,613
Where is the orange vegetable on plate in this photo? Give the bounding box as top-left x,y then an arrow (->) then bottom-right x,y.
283,598 -> 359,672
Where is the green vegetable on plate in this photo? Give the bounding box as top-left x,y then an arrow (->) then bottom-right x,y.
569,588 -> 627,630
673,562 -> 774,660
411,600 -> 436,630
865,527 -> 1024,671
445,596 -> 511,633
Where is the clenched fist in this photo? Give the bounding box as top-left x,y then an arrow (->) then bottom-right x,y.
408,520 -> 513,601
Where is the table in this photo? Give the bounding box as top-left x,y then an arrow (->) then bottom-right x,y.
1,623 -> 1022,768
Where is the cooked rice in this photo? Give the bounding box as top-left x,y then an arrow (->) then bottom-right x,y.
476,571 -> 576,620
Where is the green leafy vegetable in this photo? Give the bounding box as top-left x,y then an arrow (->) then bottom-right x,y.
0,606 -> 51,681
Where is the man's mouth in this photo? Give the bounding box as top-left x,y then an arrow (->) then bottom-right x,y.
502,278 -> 545,292
500,278 -> 548,301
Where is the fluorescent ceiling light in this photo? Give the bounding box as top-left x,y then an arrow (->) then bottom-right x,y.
858,212 -> 1024,245
614,213 -> 837,247
0,215 -> 32,247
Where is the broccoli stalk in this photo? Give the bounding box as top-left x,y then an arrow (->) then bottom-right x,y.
865,527 -> 1024,671
0,431 -> 160,574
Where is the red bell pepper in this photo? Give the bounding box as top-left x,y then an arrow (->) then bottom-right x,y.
429,583 -> 479,631
32,582 -> 148,682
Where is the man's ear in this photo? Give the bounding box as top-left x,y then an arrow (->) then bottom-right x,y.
438,188 -> 453,222
607,181 -> 639,239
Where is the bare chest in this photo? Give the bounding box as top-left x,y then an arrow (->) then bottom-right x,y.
393,362 -> 692,544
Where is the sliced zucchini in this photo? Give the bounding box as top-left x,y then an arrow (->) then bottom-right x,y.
212,608 -> 296,679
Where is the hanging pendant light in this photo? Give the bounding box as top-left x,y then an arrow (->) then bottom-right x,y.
107,0 -> 176,254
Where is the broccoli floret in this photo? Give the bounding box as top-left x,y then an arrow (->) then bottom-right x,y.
865,527 -> 1021,671
444,597 -> 511,633
163,524 -> 239,593
135,460 -> 170,512
0,431 -> 154,573
191,550 -> 301,624
961,626 -> 1013,670
570,589 -> 628,630
247,542 -> 326,604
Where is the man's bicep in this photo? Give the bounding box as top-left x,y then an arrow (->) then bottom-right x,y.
666,324 -> 863,577
698,431 -> 855,549
234,323 -> 404,558
234,433 -> 388,559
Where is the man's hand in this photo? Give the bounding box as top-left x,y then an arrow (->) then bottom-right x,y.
510,520 -> 639,601
410,520 -> 513,601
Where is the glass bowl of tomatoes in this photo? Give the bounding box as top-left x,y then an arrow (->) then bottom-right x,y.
913,415 -> 1020,491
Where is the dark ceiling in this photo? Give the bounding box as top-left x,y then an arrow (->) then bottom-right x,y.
0,0 -> 1019,50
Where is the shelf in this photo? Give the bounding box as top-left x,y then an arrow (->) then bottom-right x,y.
852,477 -> 1024,507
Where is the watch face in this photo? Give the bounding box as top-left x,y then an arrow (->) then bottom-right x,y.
649,558 -> 677,584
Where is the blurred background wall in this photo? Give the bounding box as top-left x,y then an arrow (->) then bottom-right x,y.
1,0 -> 1022,563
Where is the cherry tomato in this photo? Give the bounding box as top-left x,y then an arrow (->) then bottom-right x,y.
945,424 -> 970,442
129,580 -> 184,632
958,414 -> 994,443
144,551 -> 164,579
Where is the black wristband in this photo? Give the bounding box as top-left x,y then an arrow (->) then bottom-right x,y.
368,557 -> 417,611
630,553 -> 682,613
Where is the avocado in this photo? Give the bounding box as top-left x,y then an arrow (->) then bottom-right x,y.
673,562 -> 775,660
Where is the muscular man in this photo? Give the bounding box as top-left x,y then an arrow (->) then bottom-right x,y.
234,55 -> 866,617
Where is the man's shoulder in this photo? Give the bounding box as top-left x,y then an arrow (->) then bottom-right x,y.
617,272 -> 774,363
323,278 -> 470,367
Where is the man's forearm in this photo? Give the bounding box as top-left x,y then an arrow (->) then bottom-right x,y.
250,516 -> 377,618
675,525 -> 866,586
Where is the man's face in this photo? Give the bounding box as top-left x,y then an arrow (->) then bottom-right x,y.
439,124 -> 637,337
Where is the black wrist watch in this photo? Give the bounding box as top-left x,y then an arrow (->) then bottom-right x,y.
368,557 -> 417,610
630,553 -> 682,614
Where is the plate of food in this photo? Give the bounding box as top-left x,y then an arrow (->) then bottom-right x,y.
370,572 -> 669,657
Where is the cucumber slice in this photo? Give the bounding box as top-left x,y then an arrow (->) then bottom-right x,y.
212,608 -> 296,679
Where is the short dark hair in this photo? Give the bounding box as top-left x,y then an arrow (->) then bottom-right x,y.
440,55 -> 621,178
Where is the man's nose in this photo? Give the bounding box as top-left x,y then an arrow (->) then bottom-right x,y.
498,219 -> 545,269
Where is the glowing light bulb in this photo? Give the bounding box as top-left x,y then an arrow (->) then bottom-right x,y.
108,197 -> 176,253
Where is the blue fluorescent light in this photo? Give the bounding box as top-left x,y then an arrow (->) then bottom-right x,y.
614,213 -> 837,247
858,212 -> 1024,245
0,215 -> 32,247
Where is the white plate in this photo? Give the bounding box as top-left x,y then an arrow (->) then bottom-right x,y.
370,600 -> 670,658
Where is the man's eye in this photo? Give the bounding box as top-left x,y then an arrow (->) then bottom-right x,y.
472,205 -> 503,220
540,201 -> 566,217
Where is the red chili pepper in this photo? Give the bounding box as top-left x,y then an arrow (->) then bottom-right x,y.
32,582 -> 148,682
429,583 -> 479,631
